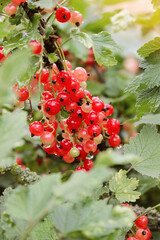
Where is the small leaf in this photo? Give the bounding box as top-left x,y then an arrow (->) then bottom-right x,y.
91,31 -> 119,67
72,32 -> 93,49
48,53 -> 59,64
109,170 -> 140,202
124,125 -> 160,178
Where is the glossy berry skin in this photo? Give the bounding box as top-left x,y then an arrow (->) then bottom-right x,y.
76,144 -> 87,160
66,102 -> 78,114
36,69 -> 49,84
108,135 -> 121,147
74,67 -> 88,82
135,228 -> 152,240
29,40 -> 42,55
70,88 -> 85,103
84,140 -> 97,154
78,128 -> 90,142
42,91 -> 53,100
75,166 -> 86,172
55,7 -> 71,23
88,124 -> 101,137
56,70 -> 71,87
12,0 -> 26,5
29,121 -> 44,136
135,215 -> 148,229
106,118 -> 120,135
57,92 -> 70,105
44,99 -> 61,115
70,147 -> 80,158
63,152 -> 75,163
92,100 -> 104,112
70,11 -> 83,27
43,121 -> 58,135
60,139 -> 73,151
44,142 -> 56,154
83,159 -> 94,171
40,131 -> 55,145
81,102 -> 92,113
66,77 -> 80,93
85,111 -> 98,125
0,47 -> 6,62
67,117 -> 82,132
17,87 -> 29,102
103,104 -> 114,117
5,3 -> 17,16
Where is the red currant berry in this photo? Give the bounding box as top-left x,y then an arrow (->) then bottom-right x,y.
29,40 -> 42,55
36,69 -> 49,84
78,128 -> 90,142
135,228 -> 152,240
73,67 -> 88,82
103,104 -> 114,117
43,121 -> 58,135
66,77 -> 80,93
60,139 -> 73,151
67,117 -> 82,132
29,121 -> 44,136
44,99 -> 61,115
92,99 -> 104,112
85,111 -> 98,125
17,86 -> 29,102
42,91 -> 53,100
44,141 -> 56,154
55,7 -> 71,23
106,118 -> 120,135
135,215 -> 148,229
66,102 -> 78,113
0,47 -> 6,62
70,11 -> 83,27
83,159 -> 94,171
75,166 -> 86,172
84,140 -> 97,154
88,124 -> 101,137
57,91 -> 70,105
127,238 -> 138,240
56,70 -> 71,87
12,0 -> 26,5
70,88 -> 85,103
40,131 -> 55,145
108,135 -> 121,147
16,157 -> 22,165
55,144 -> 67,157
5,3 -> 17,15
63,152 -> 75,163
76,143 -> 87,160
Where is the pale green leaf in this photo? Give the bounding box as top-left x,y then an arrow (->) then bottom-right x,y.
48,53 -> 59,64
87,81 -> 104,96
109,170 -> 140,202
72,32 -> 93,49
91,31 -> 119,67
124,125 -> 160,178
0,110 -> 27,160
137,37 -> 160,58
0,22 -> 14,40
136,114 -> 160,125
33,0 -> 57,9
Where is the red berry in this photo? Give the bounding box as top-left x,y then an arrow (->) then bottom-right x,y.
135,228 -> 151,240
88,124 -> 101,137
70,88 -> 85,103
44,141 -> 56,154
108,135 -> 121,147
84,140 -> 97,154
0,47 -> 6,62
57,91 -> 70,105
42,91 -> 53,100
60,139 -> 73,151
5,3 -> 17,15
29,40 -> 42,54
85,111 -> 98,125
36,69 -> 49,84
44,99 -> 61,115
70,11 -> 83,27
92,99 -> 104,112
16,157 -> 22,165
55,144 -> 67,157
106,118 -> 120,135
127,238 -> 138,240
17,86 -> 29,102
56,70 -> 71,87
66,77 -> 80,93
55,7 -> 71,23
63,152 -> 75,163
29,121 -> 44,136
43,121 -> 58,134
83,159 -> 94,171
78,128 -> 90,142
75,166 -> 86,172
12,0 -> 26,5
66,102 -> 78,114
76,143 -> 87,160
103,104 -> 114,117
40,131 -> 55,145
73,67 -> 88,82
67,117 -> 82,132
135,215 -> 148,229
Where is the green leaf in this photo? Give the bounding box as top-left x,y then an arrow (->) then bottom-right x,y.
31,218 -> 58,240
137,37 -> 160,58
48,53 -> 59,64
5,174 -> 61,221
96,149 -> 141,167
51,201 -> 135,238
136,114 -> 160,125
109,170 -> 140,202
124,125 -> 160,178
69,0 -> 89,16
91,31 -> 119,67
0,49 -> 32,105
0,110 -> 27,160
152,0 -> 160,9
0,22 -> 14,40
136,9 -> 160,28
137,175 -> 158,194
72,32 -> 93,49
87,81 -> 104,96
33,0 -> 57,9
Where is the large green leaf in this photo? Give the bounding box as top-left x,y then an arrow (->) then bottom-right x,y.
91,31 -> 119,67
109,170 -> 140,202
0,22 -> 14,40
124,125 -> 160,178
136,114 -> 160,125
137,37 -> 160,58
0,110 -> 27,160
51,201 -> 135,238
72,32 -> 93,49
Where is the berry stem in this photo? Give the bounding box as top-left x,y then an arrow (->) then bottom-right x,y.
135,203 -> 160,220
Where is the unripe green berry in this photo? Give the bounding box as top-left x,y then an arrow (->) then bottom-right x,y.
70,147 -> 80,158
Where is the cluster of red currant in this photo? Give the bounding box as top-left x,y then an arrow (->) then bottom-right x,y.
123,204 -> 152,240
